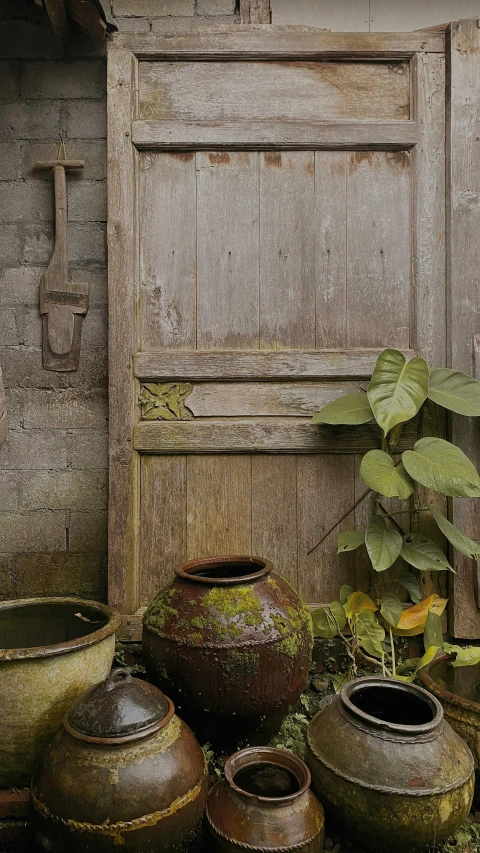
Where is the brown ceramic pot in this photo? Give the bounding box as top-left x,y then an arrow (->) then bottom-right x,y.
33,668 -> 208,853
206,747 -> 325,853
306,677 -> 474,853
142,556 -> 313,745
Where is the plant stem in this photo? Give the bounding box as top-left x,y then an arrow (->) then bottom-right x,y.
389,627 -> 396,677
307,488 -> 372,555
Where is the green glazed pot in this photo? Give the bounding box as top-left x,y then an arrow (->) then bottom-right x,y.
306,677 -> 474,853
0,597 -> 122,788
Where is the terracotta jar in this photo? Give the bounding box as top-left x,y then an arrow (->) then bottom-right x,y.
33,668 -> 208,853
306,677 -> 474,853
206,747 -> 325,853
143,556 -> 313,745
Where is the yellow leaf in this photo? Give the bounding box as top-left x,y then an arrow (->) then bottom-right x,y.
344,591 -> 378,620
393,595 -> 447,636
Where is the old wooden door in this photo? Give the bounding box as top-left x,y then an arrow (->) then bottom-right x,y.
108,26 -> 455,641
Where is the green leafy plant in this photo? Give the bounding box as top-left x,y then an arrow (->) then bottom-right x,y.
312,349 -> 480,576
312,585 -> 446,681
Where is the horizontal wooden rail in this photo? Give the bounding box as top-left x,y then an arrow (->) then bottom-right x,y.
135,349 -> 416,382
132,120 -> 418,151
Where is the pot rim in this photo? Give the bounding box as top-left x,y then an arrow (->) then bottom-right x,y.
0,597 -> 122,661
224,746 -> 311,806
419,652 -> 480,715
174,555 -> 273,586
63,695 -> 176,745
340,676 -> 443,735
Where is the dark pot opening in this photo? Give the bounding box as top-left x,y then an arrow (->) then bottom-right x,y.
225,747 -> 310,804
0,598 -> 121,660
233,763 -> 301,798
175,556 -> 272,585
341,677 -> 441,733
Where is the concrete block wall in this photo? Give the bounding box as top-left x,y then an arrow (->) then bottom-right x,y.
0,0 -> 237,603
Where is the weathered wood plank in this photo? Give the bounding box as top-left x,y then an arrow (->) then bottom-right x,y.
132,120 -> 418,151
135,348 -> 416,380
297,455 -> 356,602
186,456 -> 252,557
260,152 -> 315,349
196,152 -> 260,350
315,151 -> 347,348
184,381 -> 356,418
134,418 -> 418,454
0,364 -> 6,450
139,456 -> 186,607
240,0 -> 271,24
138,61 -> 410,123
107,46 -> 139,615
251,456 -> 297,586
114,30 -> 445,59
139,152 -> 196,350
346,150 -> 411,348
447,20 -> 480,638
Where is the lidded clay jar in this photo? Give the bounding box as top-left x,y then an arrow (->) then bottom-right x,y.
206,747 -> 325,853
33,668 -> 208,853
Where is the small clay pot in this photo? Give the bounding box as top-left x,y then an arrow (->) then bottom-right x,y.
33,668 -> 208,853
143,556 -> 313,746
306,676 -> 474,853
206,747 -> 325,852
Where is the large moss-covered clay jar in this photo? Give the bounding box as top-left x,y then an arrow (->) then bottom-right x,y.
143,556 -> 313,745
33,668 -> 208,853
306,677 -> 474,853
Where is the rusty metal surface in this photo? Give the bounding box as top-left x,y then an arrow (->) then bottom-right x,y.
143,556 -> 313,743
306,677 -> 474,853
206,747 -> 324,853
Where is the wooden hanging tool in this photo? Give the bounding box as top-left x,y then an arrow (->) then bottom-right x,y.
35,149 -> 89,371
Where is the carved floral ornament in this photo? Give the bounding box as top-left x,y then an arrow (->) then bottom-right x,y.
139,383 -> 193,421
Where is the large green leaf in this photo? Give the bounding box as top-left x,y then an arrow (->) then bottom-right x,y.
401,533 -> 452,572
337,532 -> 365,554
402,437 -> 480,497
367,349 -> 429,436
365,515 -> 403,572
312,391 -> 374,425
344,591 -> 377,619
394,646 -> 439,682
355,610 -> 385,658
360,450 -> 414,498
339,584 -> 354,605
398,572 -> 421,605
428,368 -> 480,416
428,505 -> 480,560
424,611 -> 444,652
311,602 -> 346,638
443,642 -> 480,667
380,592 -> 403,628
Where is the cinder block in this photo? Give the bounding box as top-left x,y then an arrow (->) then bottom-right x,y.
0,266 -> 41,307
66,100 -> 107,139
70,429 -> 108,469
22,224 -> 53,264
0,181 -> 53,222
0,224 -> 23,265
23,389 -> 107,429
0,143 -> 20,180
195,0 -> 235,14
67,223 -> 107,265
70,268 -> 108,306
150,14 -> 234,29
22,140 -> 107,181
0,61 -> 20,100
0,512 -> 67,553
3,389 -> 24,431
114,17 -> 152,31
0,21 -> 64,60
0,307 -> 21,346
68,181 -> 107,223
22,470 -> 107,511
0,471 -> 20,512
0,429 -> 68,470
68,511 -> 107,551
0,346 -> 108,391
21,60 -> 105,100
0,102 -> 63,141
0,553 -> 107,600
80,309 -> 107,349
112,0 -> 194,15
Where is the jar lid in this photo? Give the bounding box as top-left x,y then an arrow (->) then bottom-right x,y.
66,668 -> 174,743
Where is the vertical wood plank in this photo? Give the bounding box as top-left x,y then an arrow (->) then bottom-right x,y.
297,455 -> 356,602
139,153 -> 197,350
196,152 -> 260,350
140,456 -> 186,606
346,150 -> 411,348
315,151 -> 347,349
260,152 -> 315,349
186,455 -> 252,557
251,456 -> 297,587
240,0 -> 271,24
447,20 -> 480,637
107,46 -> 139,614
